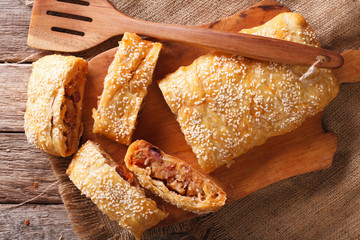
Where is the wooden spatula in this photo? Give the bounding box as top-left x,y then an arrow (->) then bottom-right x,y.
27,0 -> 343,68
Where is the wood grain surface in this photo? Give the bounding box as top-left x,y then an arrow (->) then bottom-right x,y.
0,133 -> 61,204
0,65 -> 30,132
0,1 -> 40,62
0,204 -> 75,239
333,49 -> 360,83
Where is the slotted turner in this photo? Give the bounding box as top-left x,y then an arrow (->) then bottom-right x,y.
28,0 -> 343,68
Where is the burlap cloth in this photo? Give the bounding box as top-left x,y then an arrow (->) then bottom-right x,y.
49,1 -> 360,239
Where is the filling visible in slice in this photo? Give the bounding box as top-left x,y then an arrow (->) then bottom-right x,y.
115,164 -> 135,185
97,145 -> 136,186
62,68 -> 85,152
130,142 -> 207,199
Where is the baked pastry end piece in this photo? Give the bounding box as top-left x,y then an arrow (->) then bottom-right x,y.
92,32 -> 162,145
125,140 -> 227,214
158,12 -> 339,172
67,140 -> 168,240
24,55 -> 88,157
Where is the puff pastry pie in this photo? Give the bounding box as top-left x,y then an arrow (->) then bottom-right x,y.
24,55 -> 88,157
158,12 -> 339,172
67,140 -> 167,240
124,140 -> 227,214
93,32 -> 162,145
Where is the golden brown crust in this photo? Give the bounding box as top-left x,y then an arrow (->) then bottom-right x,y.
24,55 -> 88,157
92,32 -> 162,145
158,12 -> 339,173
124,140 -> 227,214
67,140 -> 168,240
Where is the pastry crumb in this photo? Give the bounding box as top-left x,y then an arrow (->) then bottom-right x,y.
33,181 -> 38,190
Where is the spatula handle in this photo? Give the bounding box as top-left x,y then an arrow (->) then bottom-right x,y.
124,19 -> 343,69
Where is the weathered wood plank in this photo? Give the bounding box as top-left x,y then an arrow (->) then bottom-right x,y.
0,133 -> 63,204
0,204 -> 76,239
0,64 -> 30,132
0,0 -> 42,62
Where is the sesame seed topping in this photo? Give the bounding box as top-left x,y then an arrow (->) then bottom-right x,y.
158,13 -> 339,172
24,55 -> 87,157
92,33 -> 162,145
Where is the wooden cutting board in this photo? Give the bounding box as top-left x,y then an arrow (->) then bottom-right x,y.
81,0 -> 360,227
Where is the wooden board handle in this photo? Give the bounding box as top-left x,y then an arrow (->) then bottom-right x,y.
334,49 -> 360,83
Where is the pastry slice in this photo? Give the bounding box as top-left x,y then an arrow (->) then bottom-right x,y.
158,12 -> 339,172
93,32 -> 162,145
24,55 -> 88,157
67,140 -> 167,240
124,140 -> 227,214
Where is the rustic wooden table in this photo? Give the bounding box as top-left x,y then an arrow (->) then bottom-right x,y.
0,1 -> 77,239
3,1 -> 358,240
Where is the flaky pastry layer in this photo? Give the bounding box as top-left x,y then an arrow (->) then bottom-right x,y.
24,55 -> 87,157
158,13 -> 339,172
93,32 -> 162,145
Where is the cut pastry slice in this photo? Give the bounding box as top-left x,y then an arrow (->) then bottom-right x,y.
124,140 -> 227,214
67,140 -> 167,240
24,55 -> 88,157
93,32 -> 162,145
158,12 -> 339,173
